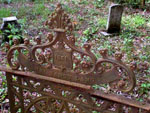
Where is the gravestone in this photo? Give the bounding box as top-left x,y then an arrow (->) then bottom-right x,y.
106,4 -> 123,33
101,4 -> 123,36
1,16 -> 19,31
0,16 -> 22,44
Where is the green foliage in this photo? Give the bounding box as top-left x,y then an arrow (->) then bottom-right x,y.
93,0 -> 105,8
0,0 -> 36,3
119,37 -> 134,59
63,4 -> 79,14
93,84 -> 101,90
18,18 -> 27,29
0,8 -> 11,18
33,4 -> 51,19
139,82 -> 150,95
0,72 -> 7,103
16,6 -> 33,18
120,14 -> 147,60
33,4 -> 45,15
0,0 -> 12,4
79,0 -> 89,5
77,16 -> 84,22
71,0 -> 80,5
122,15 -> 146,29
14,3 -> 50,20
102,40 -> 114,55
139,45 -> 150,62
121,29 -> 142,39
31,0 -> 53,3
92,111 -> 100,113
98,17 -> 107,28
132,15 -> 146,28
88,8 -> 100,16
83,26 -> 99,40
114,0 -> 148,7
1,23 -> 22,46
123,38 -> 133,47
115,0 -> 140,4
120,14 -> 145,54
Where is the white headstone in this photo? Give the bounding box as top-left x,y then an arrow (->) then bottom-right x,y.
1,16 -> 18,30
0,16 -> 22,44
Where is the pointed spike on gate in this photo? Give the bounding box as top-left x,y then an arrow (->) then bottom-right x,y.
24,38 -> 30,46
130,61 -> 137,70
83,43 -> 91,51
70,35 -> 75,45
99,48 -> 108,58
114,52 -> 123,61
35,36 -> 41,45
47,33 -> 53,42
45,20 -> 49,26
56,3 -> 62,9
81,54 -> 84,58
5,42 -> 10,50
13,37 -> 19,45
81,61 -> 87,68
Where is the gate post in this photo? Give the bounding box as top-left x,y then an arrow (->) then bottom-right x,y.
6,73 -> 15,113
6,73 -> 25,113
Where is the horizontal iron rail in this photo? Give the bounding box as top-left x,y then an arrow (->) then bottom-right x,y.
91,91 -> 150,111
0,66 -> 91,90
0,66 -> 150,111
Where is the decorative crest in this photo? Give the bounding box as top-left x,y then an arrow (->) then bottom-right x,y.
45,3 -> 73,31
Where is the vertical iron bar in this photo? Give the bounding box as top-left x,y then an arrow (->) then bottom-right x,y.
18,76 -> 24,113
6,72 -> 15,113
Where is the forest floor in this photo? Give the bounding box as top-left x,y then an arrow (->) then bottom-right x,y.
0,0 -> 150,112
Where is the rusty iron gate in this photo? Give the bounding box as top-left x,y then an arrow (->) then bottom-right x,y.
0,4 -> 150,113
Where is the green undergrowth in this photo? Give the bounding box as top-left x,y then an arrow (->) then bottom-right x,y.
0,8 -> 11,19
0,72 -> 7,104
122,14 -> 146,29
0,0 -> 150,108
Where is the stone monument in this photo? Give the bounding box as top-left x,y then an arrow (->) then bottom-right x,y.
101,4 -> 123,36
0,16 -> 22,44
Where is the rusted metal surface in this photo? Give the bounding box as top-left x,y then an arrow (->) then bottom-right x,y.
0,3 -> 150,113
1,68 -> 149,113
7,3 -> 135,92
1,66 -> 150,112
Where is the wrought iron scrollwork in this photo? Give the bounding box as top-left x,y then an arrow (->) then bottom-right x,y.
7,3 -> 136,94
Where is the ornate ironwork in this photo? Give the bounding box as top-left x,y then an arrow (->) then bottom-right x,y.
7,3 -> 135,92
0,66 -> 148,113
0,3 -> 149,113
